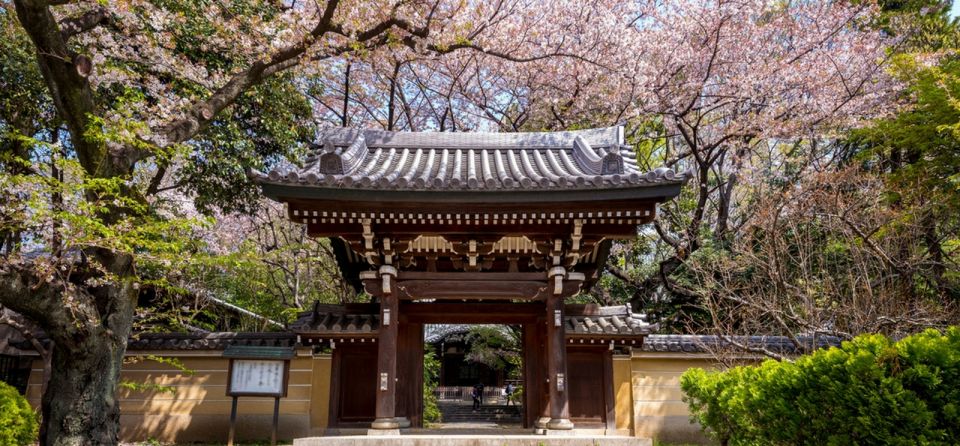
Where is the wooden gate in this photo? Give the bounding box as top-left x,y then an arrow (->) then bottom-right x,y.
567,346 -> 614,428
330,344 -> 377,426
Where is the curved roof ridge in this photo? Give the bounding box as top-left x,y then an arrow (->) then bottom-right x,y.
424,324 -> 515,344
255,126 -> 689,194
319,126 -> 624,150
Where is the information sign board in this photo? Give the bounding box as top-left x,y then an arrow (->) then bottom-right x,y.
221,345 -> 295,445
228,359 -> 286,396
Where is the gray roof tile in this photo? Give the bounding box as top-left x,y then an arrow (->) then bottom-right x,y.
292,304 -> 654,338
126,332 -> 296,351
254,126 -> 687,192
640,334 -> 842,354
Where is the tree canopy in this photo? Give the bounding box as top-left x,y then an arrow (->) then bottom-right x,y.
0,1 -> 956,445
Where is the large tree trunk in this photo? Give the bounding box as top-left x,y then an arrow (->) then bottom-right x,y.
41,332 -> 128,446
0,256 -> 137,446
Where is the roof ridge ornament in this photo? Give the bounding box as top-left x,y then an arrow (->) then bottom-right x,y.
572,133 -> 624,176
319,132 -> 368,175
572,135 -> 601,175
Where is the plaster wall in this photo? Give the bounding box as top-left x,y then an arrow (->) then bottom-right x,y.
27,352 -> 328,443
629,354 -> 719,444
25,348 -> 721,443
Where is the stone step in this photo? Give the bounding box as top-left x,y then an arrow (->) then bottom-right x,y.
440,411 -> 521,422
439,404 -> 522,423
295,435 -> 652,446
441,417 -> 521,420
442,412 -> 521,417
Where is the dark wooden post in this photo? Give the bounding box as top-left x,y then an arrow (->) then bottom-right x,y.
372,293 -> 401,430
397,321 -> 422,427
227,396 -> 238,446
545,294 -> 574,430
271,396 -> 280,446
603,349 -> 617,433
522,323 -> 541,429
530,319 -> 551,431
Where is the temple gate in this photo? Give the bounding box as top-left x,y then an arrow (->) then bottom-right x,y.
254,126 -> 685,434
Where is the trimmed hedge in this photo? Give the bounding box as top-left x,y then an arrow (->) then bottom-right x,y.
680,328 -> 960,446
0,380 -> 38,446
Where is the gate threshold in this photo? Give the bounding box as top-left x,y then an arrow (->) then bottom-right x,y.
294,434 -> 651,446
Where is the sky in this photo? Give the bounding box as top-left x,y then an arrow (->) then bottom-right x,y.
953,2 -> 960,19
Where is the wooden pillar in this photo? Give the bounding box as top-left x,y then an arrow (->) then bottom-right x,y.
545,294 -> 574,430
603,349 -> 617,433
523,321 -> 546,429
533,319 -> 551,430
372,294 -> 402,429
397,321 -> 423,428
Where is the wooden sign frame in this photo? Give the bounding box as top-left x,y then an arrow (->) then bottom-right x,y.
226,358 -> 291,397
222,345 -> 296,446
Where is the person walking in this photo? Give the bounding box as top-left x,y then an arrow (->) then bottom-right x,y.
471,383 -> 481,411
477,382 -> 485,406
504,382 -> 515,406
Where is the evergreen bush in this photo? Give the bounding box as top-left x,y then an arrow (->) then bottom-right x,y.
680,327 -> 960,446
423,345 -> 443,425
0,380 -> 38,446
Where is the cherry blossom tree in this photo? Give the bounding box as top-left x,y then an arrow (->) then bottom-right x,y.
0,1 -> 640,443
0,0 -> 898,444
598,1 -> 895,315
332,0 -> 898,328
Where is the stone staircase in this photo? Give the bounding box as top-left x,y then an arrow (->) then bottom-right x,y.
439,402 -> 522,424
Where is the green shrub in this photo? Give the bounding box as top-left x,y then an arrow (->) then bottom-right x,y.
0,380 -> 38,446
423,344 -> 442,425
680,327 -> 960,446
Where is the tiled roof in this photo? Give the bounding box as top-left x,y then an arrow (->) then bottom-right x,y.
126,332 -> 296,351
565,304 -> 655,336
2,324 -> 299,354
424,324 -> 515,343
292,304 -> 653,338
565,314 -> 652,336
253,126 -> 686,192
641,334 -> 842,354
289,304 -> 380,336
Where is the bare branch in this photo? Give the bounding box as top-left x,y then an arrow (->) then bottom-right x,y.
59,6 -> 111,40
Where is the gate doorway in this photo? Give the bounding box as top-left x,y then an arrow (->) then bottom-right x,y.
426,324 -> 523,430
312,301 -> 635,433
399,302 -> 547,430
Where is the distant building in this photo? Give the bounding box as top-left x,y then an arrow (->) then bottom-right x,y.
424,324 -> 517,387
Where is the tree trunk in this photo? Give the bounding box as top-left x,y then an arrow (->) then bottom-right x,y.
41,330 -> 128,446
1,256 -> 137,446
341,63 -> 351,127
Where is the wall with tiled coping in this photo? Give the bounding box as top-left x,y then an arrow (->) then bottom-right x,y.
25,349 -> 718,443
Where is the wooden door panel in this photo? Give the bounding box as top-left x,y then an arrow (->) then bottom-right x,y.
337,345 -> 377,423
567,348 -> 605,423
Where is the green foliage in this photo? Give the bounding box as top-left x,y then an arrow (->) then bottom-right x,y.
59,0 -> 314,215
423,344 -> 442,425
0,380 -> 38,446
119,356 -> 195,394
180,74 -> 315,215
847,49 -> 960,301
852,54 -> 960,206
873,0 -> 960,51
0,154 -> 208,263
681,328 -> 960,446
0,7 -> 54,140
463,325 -> 521,371
173,212 -> 353,330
